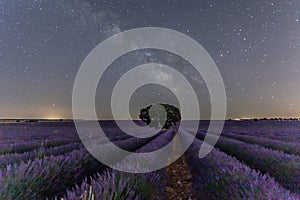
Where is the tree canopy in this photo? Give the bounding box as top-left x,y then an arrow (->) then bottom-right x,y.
139,103 -> 181,129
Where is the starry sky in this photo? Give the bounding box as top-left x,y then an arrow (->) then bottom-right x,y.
0,0 -> 300,119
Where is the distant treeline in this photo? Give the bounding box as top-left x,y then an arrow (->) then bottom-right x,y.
229,118 -> 300,121
0,119 -> 73,123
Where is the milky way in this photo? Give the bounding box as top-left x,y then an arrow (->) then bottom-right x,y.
0,0 -> 299,119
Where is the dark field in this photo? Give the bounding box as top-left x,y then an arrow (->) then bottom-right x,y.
0,120 -> 299,199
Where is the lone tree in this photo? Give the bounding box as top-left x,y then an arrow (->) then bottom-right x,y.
139,103 -> 181,129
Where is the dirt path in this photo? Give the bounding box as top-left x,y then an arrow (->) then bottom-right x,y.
164,133 -> 194,200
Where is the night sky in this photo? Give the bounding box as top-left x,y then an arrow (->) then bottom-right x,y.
0,0 -> 300,119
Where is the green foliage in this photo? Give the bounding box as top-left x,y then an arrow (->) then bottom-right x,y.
139,103 -> 181,129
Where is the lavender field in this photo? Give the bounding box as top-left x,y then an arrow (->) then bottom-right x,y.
0,120 -> 300,199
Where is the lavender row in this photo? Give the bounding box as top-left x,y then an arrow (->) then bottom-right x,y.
64,129 -> 176,199
0,139 -> 76,155
0,128 -> 139,155
195,132 -> 300,193
0,148 -> 99,199
222,120 -> 300,143
0,132 -> 139,169
0,142 -> 83,169
136,128 -> 175,152
222,133 -> 300,156
0,133 -> 158,199
0,122 -> 80,144
0,121 -> 142,154
63,167 -> 162,200
181,131 -> 299,199
116,128 -> 175,171
0,121 -> 153,145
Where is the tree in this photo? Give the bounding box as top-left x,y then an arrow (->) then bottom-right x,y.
139,103 -> 181,129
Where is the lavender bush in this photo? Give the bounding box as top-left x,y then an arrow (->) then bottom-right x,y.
64,168 -> 162,200
221,120 -> 300,143
182,131 -> 299,199
0,139 -> 75,155
0,121 -> 137,155
195,132 -> 300,193
222,133 -> 300,156
0,133 -> 159,199
63,129 -> 175,200
0,142 -> 83,169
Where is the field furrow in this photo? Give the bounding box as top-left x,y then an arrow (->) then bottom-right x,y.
192,131 -> 300,193
181,130 -> 299,199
